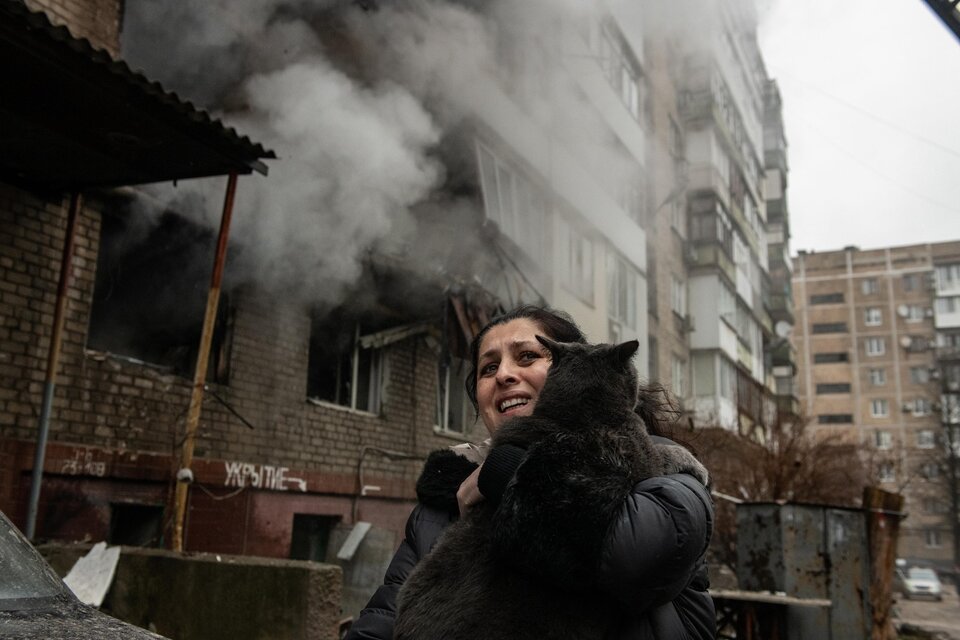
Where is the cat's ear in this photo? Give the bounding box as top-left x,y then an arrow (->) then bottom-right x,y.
611,339 -> 639,366
536,335 -> 563,360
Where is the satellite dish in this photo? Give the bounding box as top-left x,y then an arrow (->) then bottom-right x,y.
900,336 -> 913,348
897,304 -> 909,318
774,321 -> 792,338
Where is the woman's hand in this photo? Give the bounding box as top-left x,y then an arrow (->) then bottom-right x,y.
456,465 -> 485,516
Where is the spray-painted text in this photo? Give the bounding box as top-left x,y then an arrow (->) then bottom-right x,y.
224,461 -> 307,492
60,450 -> 106,477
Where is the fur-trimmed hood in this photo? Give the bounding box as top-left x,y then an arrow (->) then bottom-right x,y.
414,448 -> 480,515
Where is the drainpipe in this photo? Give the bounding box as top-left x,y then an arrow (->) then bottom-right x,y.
26,192 -> 83,540
171,173 -> 238,552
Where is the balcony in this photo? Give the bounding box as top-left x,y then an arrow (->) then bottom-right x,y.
938,345 -> 960,361
769,339 -> 797,369
766,198 -> 788,223
736,367 -> 778,430
688,242 -> 737,282
768,294 -> 795,325
686,163 -> 731,211
728,199 -> 761,257
775,394 -> 801,420
764,146 -> 787,175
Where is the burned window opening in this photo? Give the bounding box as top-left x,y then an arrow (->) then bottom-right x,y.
108,503 -> 163,547
436,355 -> 472,434
307,317 -> 385,414
435,296 -> 486,433
290,514 -> 340,563
88,207 -> 234,383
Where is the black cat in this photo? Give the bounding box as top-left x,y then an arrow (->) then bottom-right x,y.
395,337 -> 674,640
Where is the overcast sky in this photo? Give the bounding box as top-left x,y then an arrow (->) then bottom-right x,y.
757,0 -> 960,254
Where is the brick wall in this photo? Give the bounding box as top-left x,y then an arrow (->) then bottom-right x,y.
25,0 -> 123,57
0,180 -> 485,560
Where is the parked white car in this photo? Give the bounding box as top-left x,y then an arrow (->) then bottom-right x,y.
897,566 -> 944,601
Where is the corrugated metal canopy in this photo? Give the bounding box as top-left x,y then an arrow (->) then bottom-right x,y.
0,0 -> 276,192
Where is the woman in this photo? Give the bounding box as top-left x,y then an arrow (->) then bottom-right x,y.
345,306 -> 715,639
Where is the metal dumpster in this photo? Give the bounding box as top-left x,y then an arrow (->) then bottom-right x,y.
736,503 -> 871,640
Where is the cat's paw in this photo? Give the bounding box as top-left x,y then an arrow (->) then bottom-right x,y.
657,443 -> 709,486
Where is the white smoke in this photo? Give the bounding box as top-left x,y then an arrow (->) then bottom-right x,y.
230,58 -> 441,298
121,0 -> 717,304
123,0 -> 444,302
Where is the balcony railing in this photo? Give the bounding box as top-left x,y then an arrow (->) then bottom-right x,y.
686,163 -> 731,211
688,242 -> 737,282
736,367 -> 779,429
775,394 -> 801,419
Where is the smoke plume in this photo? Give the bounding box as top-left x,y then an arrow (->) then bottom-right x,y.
121,0 -> 712,306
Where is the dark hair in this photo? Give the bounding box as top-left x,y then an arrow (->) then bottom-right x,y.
464,305 -> 585,411
634,382 -> 677,439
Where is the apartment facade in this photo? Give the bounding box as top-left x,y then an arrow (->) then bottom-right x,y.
794,242 -> 960,568
763,79 -> 800,424
657,1 -> 781,437
3,0 -> 794,616
0,0 -> 672,616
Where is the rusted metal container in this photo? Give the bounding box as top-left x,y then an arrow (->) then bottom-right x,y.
737,503 -> 871,640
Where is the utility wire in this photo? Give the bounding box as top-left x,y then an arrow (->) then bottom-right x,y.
778,70 -> 960,161
800,115 -> 960,215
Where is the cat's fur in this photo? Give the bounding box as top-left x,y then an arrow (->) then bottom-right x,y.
395,337 -> 674,640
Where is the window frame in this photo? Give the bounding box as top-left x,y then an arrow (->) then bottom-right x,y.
592,20 -> 647,125
814,352 -> 849,364
815,383 -> 851,394
906,305 -> 925,323
916,429 -> 936,449
306,324 -> 386,415
870,399 -> 889,418
671,355 -> 686,399
912,397 -> 932,416
607,252 -> 638,331
436,356 -> 473,435
475,140 -> 549,267
810,292 -> 845,305
865,337 -> 886,357
812,322 -> 848,335
878,462 -> 896,484
557,216 -> 595,305
671,274 -> 687,318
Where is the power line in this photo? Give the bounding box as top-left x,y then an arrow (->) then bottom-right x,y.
779,70 -> 960,162
800,115 -> 960,215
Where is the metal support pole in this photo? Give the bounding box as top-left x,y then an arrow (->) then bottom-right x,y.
26,192 -> 83,540
171,174 -> 238,552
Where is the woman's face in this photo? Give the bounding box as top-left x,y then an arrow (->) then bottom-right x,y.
474,317 -> 552,435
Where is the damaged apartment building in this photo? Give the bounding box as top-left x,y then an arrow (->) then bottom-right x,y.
1,0 -> 790,616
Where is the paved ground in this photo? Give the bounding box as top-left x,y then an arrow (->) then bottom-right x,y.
896,583 -> 960,639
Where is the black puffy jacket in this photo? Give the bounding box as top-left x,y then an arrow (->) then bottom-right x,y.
345,451 -> 715,640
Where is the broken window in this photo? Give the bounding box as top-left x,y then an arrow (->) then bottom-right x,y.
307,320 -> 384,413
290,514 -> 339,562
108,503 -> 163,547
475,139 -> 549,267
437,356 -> 472,434
88,207 -> 233,382
556,216 -> 594,305
607,252 -> 638,335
